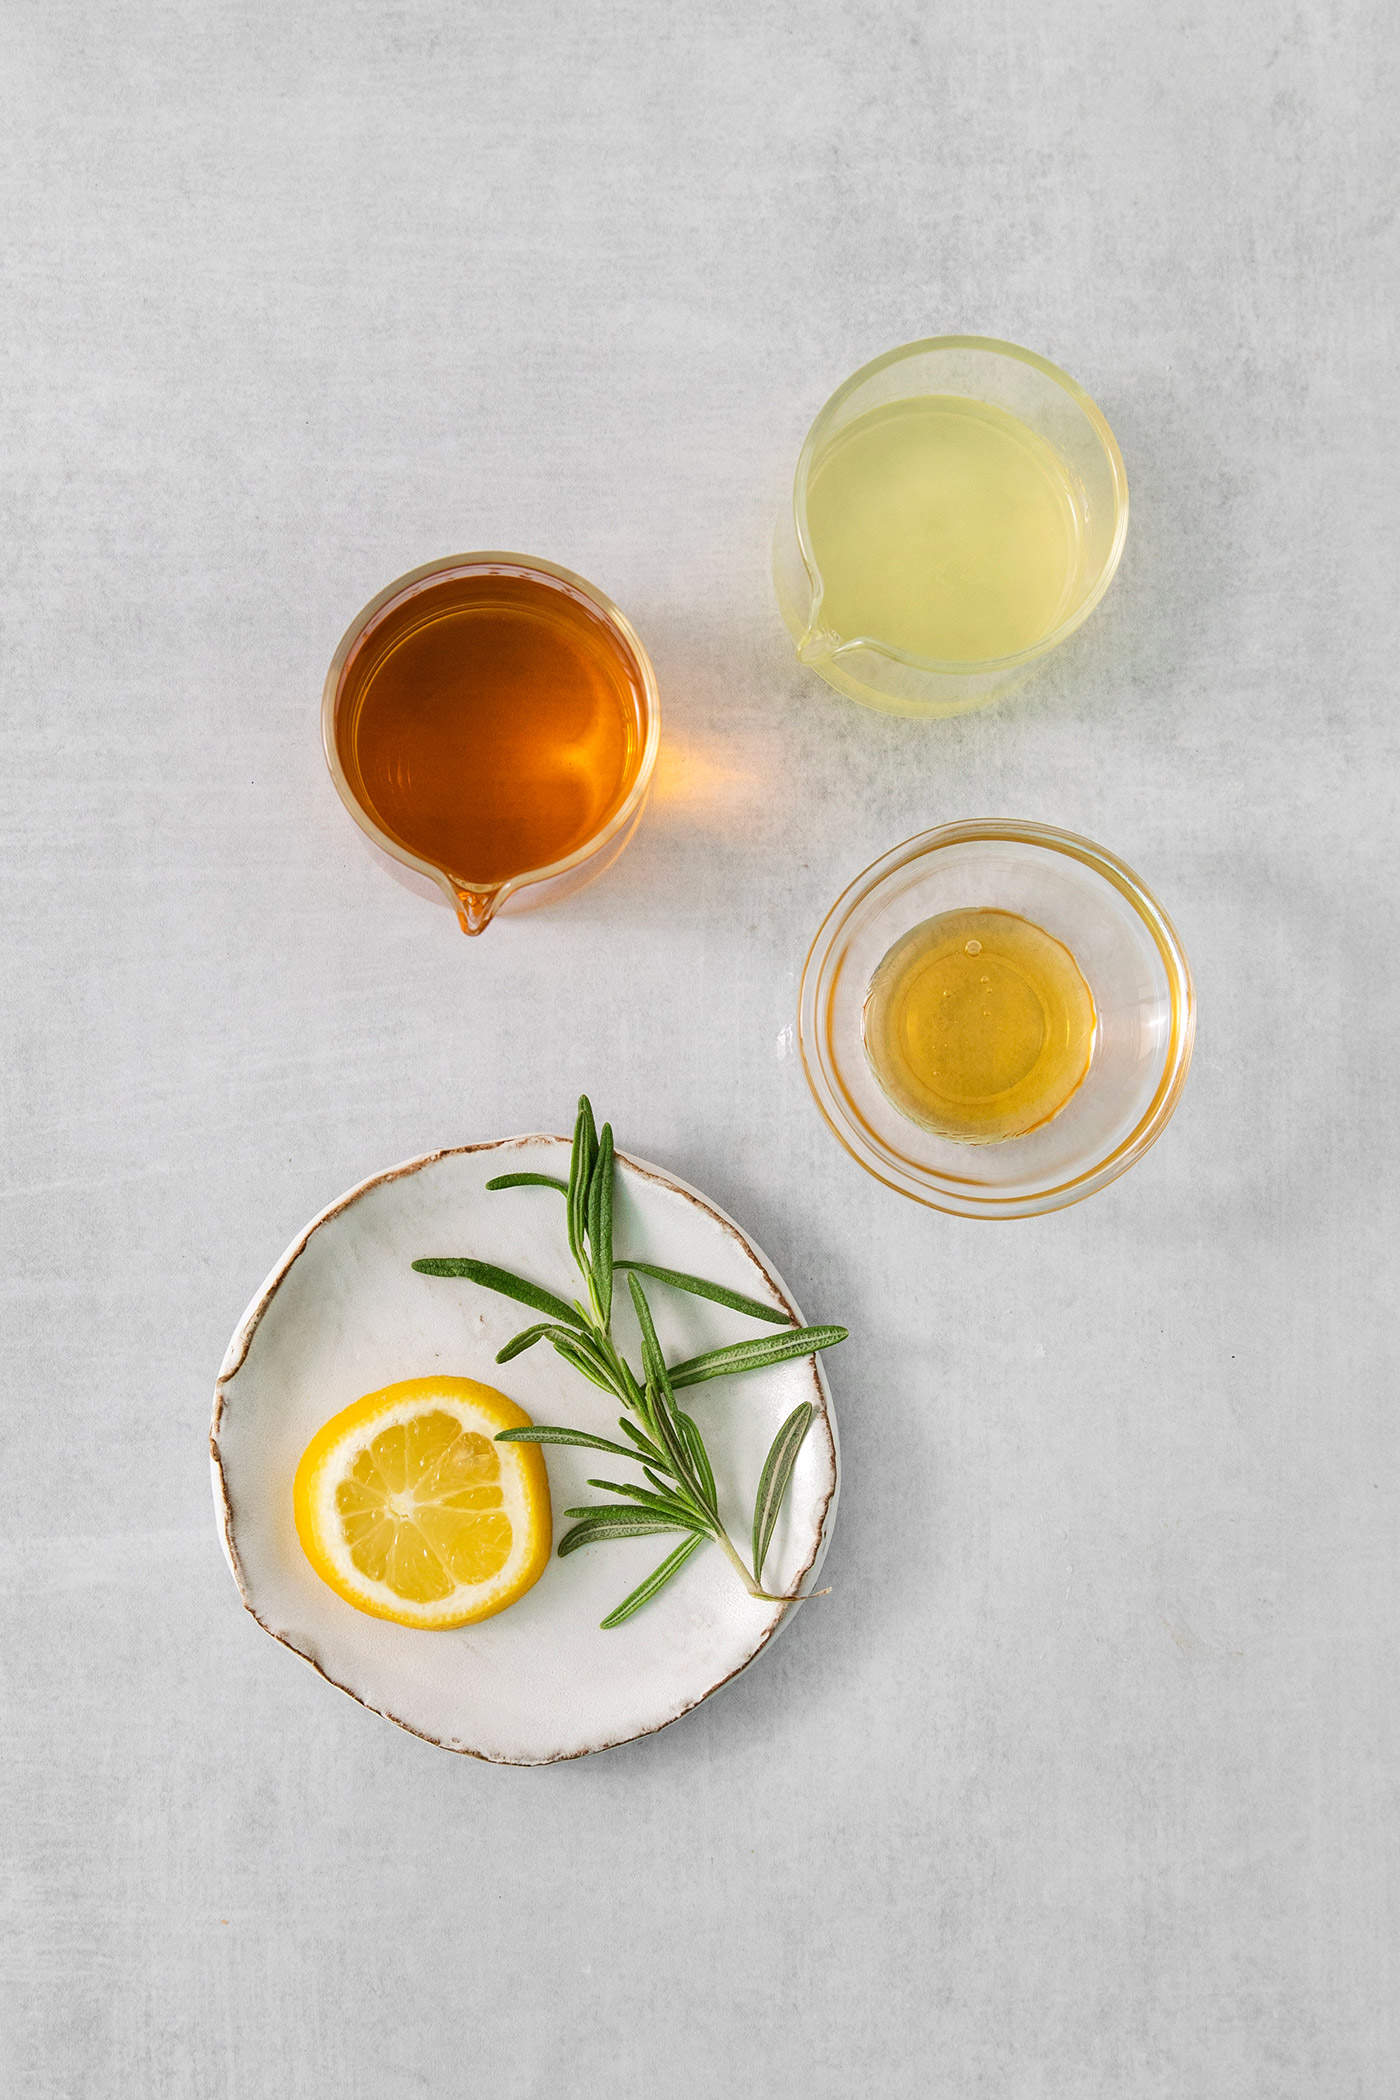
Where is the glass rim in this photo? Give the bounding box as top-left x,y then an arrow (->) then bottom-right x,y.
791,336 -> 1131,677
798,820 -> 1195,1218
320,550 -> 662,912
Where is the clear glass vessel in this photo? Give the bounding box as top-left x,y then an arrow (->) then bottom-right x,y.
798,822 -> 1194,1217
774,337 -> 1129,718
322,552 -> 660,935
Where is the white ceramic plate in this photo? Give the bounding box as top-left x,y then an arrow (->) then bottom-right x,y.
211,1138 -> 840,1764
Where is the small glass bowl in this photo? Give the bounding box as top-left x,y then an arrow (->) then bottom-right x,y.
798,822 -> 1195,1218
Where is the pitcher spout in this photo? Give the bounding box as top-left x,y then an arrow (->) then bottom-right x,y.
453,883 -> 502,936
796,624 -> 840,669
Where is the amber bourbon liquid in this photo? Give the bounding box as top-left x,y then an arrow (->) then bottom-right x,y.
336,567 -> 646,892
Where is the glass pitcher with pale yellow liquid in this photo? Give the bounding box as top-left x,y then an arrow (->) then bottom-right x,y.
774,337 -> 1129,717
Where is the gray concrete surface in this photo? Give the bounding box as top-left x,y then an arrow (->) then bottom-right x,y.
3,2 -> 1397,2094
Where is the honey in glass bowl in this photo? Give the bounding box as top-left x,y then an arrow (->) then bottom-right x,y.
863,907 -> 1096,1144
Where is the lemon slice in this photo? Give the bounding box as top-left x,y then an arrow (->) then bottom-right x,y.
292,1376 -> 551,1629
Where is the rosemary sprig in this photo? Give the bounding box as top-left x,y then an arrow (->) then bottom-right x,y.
412,1097 -> 846,1627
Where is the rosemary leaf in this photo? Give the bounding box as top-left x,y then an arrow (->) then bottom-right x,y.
751,1401 -> 815,1581
628,1285 -> 688,1477
627,1272 -> 669,1392
618,1417 -> 668,1466
614,1260 -> 792,1326
494,1322 -> 558,1363
588,1123 -> 615,1323
585,1478 -> 711,1528
412,1257 -> 586,1331
567,1096 -> 597,1264
548,1330 -> 625,1399
562,1502 -> 691,1526
669,1324 -> 849,1389
599,1533 -> 705,1629
615,1353 -> 648,1416
485,1172 -> 569,1194
495,1426 -> 659,1463
557,1512 -> 695,1556
677,1411 -> 718,1514
646,1372 -> 697,1493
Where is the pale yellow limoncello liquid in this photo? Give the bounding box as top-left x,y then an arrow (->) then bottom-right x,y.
805,397 -> 1084,662
863,908 -> 1097,1143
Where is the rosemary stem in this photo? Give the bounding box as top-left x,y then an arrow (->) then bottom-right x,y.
711,1527 -> 763,1597
710,1525 -> 829,1606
